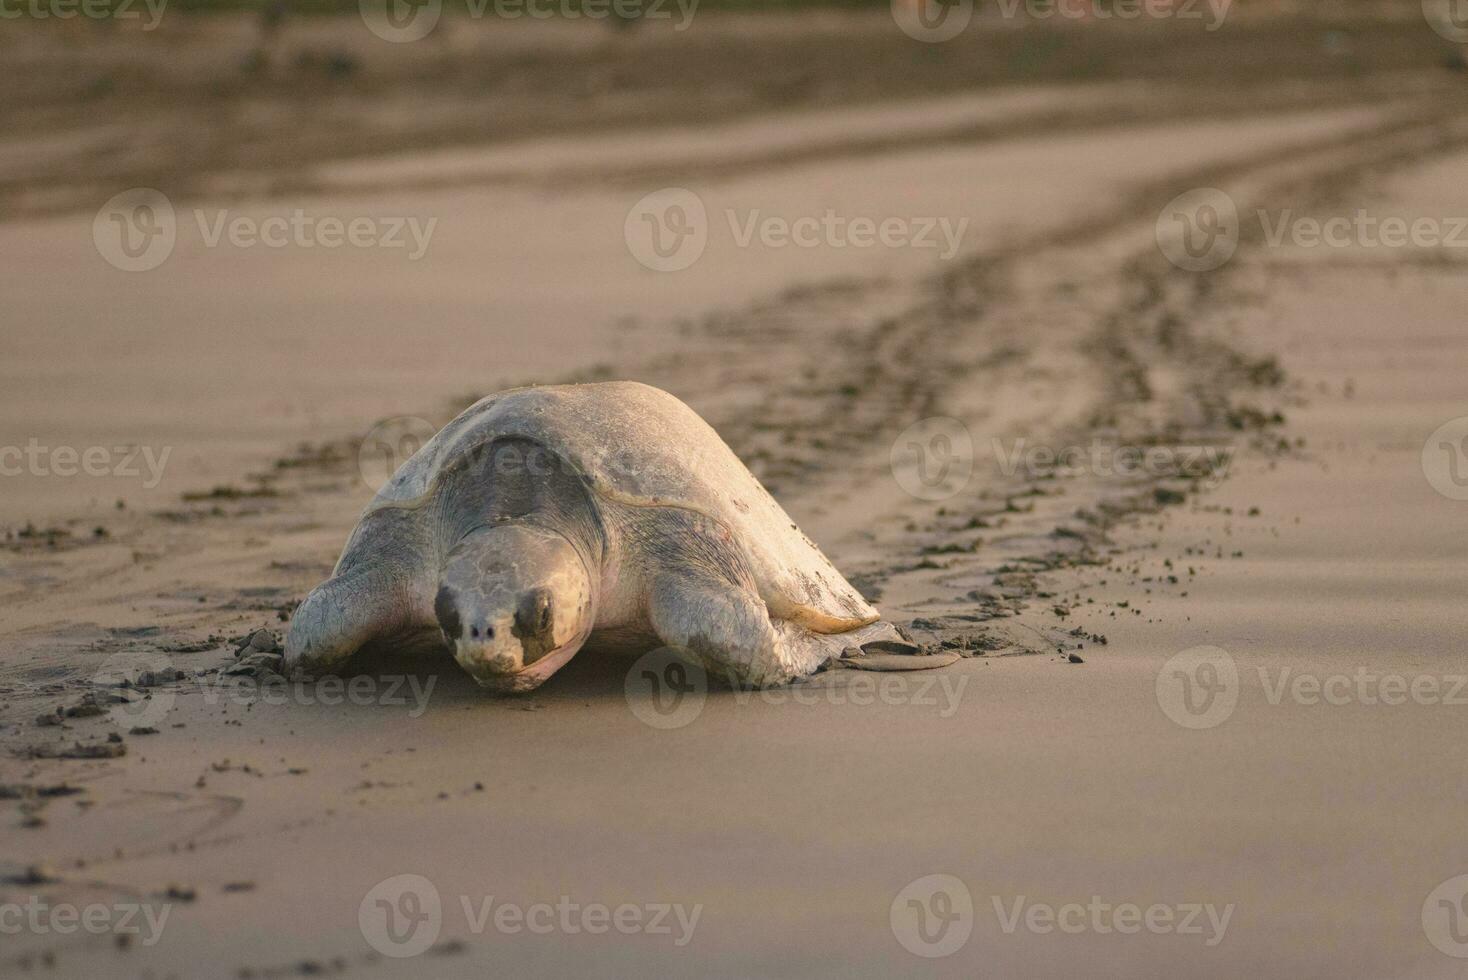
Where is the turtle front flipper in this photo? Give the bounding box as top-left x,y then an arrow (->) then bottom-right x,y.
284,564 -> 434,678
647,572 -> 793,688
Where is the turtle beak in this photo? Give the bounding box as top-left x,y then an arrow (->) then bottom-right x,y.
465,641 -> 582,694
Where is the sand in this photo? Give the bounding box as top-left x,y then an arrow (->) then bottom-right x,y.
3,10 -> 1468,979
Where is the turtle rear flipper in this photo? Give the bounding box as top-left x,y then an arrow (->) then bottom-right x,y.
774,619 -> 957,675
842,651 -> 962,672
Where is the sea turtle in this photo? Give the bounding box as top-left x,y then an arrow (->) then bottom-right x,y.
284,382 -> 951,692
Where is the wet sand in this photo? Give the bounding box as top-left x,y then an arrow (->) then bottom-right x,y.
0,100 -> 1408,519
3,15 -> 1468,979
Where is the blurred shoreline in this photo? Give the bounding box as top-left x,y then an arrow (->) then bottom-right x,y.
2,4 -> 1463,220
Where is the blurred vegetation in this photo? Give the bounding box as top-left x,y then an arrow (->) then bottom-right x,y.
87,0 -> 1433,14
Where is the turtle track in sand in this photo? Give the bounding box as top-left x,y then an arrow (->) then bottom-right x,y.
4,93 -> 1468,735
625,98 -> 1468,657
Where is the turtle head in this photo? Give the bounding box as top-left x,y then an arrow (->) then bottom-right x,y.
435,523 -> 594,693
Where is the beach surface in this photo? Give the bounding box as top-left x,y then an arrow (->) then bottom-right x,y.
2,10 -> 1467,978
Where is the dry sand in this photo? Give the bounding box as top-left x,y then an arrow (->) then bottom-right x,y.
3,12 -> 1468,979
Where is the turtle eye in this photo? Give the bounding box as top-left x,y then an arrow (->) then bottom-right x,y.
434,587 -> 463,641
516,589 -> 554,635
